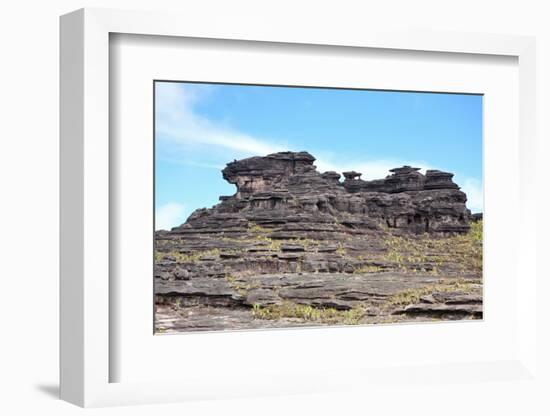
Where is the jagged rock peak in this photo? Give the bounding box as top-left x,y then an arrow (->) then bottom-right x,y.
222,151 -> 315,178
389,165 -> 421,174
343,171 -> 362,180
320,171 -> 342,184
173,151 -> 472,235
221,151 -> 317,197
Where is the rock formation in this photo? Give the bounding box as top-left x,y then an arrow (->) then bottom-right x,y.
155,151 -> 482,333
171,151 -> 471,236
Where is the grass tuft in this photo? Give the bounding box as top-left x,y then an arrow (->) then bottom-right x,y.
155,248 -> 221,264
353,264 -> 383,273
378,221 -> 483,275
385,279 -> 479,307
252,302 -> 365,325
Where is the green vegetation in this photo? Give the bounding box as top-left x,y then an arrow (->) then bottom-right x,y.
220,233 -> 321,253
155,248 -> 221,263
353,264 -> 383,273
469,220 -> 483,243
220,248 -> 241,255
379,221 -> 483,275
385,278 -> 479,307
224,274 -> 261,295
267,239 -> 282,251
242,223 -> 285,251
298,238 -> 320,250
248,223 -> 270,234
252,302 -> 365,325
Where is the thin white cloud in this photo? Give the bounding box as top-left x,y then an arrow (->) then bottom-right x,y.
156,202 -> 186,231
156,83 -> 285,157
155,82 -> 483,215
156,83 -> 432,178
458,177 -> 484,213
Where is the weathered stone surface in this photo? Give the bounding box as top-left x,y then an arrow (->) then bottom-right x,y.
156,272 -> 482,332
399,303 -> 482,318
280,244 -> 306,252
170,151 -> 471,236
155,151 -> 482,333
395,288 -> 483,319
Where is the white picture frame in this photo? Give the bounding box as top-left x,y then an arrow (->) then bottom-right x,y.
60,7 -> 538,408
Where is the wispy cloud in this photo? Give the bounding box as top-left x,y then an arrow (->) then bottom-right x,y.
156,202 -> 186,231
156,83 -> 431,177
156,83 -> 285,158
458,177 -> 483,213
155,82 -> 483,221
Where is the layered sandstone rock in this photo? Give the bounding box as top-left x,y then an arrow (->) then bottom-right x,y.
155,151 -> 482,333
171,151 -> 471,236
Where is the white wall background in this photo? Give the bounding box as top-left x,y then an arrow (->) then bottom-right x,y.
0,1 -> 548,414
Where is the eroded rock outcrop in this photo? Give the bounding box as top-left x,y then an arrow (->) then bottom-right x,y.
171,151 -> 471,236
154,151 -> 482,333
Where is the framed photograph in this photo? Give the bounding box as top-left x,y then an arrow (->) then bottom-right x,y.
152,80 -> 484,334
60,8 -> 538,408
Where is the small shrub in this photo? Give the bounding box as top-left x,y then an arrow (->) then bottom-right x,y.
385,279 -> 478,308
155,248 -> 221,264
248,223 -> 269,234
252,302 -> 365,325
378,221 -> 483,275
353,264 -> 383,273
336,243 -> 346,256
225,274 -> 260,295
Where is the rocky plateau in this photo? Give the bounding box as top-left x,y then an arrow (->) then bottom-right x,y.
155,151 -> 483,333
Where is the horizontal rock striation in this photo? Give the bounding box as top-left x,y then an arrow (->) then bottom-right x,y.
155,151 -> 482,333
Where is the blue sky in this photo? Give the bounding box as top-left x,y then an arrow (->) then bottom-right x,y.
155,81 -> 483,230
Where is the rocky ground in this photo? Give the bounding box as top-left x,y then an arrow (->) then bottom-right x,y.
154,151 -> 482,333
